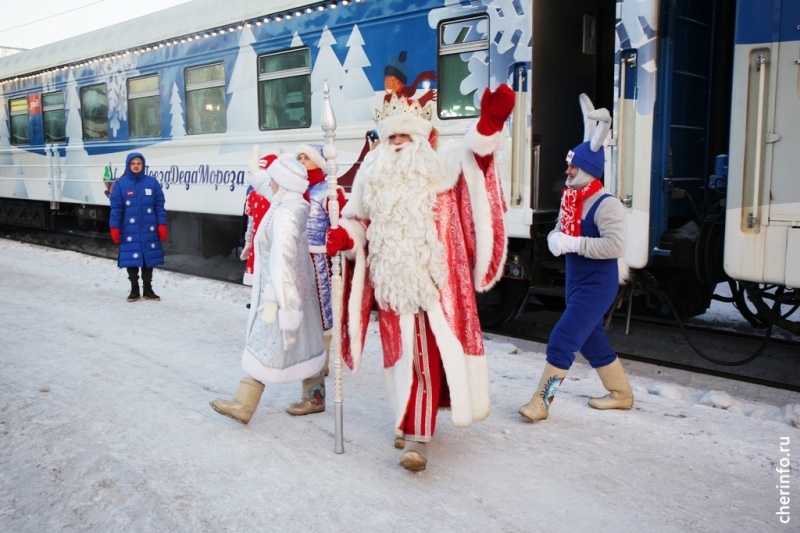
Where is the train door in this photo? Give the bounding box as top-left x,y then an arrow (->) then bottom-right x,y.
610,0 -> 660,270
725,0 -> 800,288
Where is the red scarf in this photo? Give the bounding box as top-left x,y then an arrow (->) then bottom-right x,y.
559,179 -> 602,236
302,168 -> 325,202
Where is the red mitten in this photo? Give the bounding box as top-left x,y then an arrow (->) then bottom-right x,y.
158,224 -> 168,242
476,84 -> 516,136
323,189 -> 348,214
326,226 -> 353,256
110,227 -> 120,244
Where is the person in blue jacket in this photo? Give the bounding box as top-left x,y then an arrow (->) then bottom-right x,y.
109,153 -> 168,302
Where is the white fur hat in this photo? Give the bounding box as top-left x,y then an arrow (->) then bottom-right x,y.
295,144 -> 327,171
377,114 -> 433,144
267,155 -> 309,193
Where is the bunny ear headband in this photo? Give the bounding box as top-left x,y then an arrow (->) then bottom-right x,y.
578,93 -> 612,152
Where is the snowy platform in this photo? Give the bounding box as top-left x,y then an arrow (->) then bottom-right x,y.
1,239 -> 798,532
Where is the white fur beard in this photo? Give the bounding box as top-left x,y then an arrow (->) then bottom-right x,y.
360,139 -> 447,314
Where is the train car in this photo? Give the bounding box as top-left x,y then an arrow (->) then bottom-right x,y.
609,0 -> 799,335
0,0 -> 617,318
2,0 -> 795,336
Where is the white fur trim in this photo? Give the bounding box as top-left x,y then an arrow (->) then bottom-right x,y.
242,347 -> 325,384
464,353 -> 490,421
278,309 -> 303,331
464,123 -> 505,156
426,301 -> 477,428
267,156 -> 309,193
339,218 -> 368,371
460,145 -> 507,291
308,245 -> 327,254
378,115 -> 432,143
295,144 -> 327,172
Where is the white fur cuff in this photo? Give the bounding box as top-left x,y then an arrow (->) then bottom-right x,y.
378,115 -> 433,144
465,125 -> 505,156
278,309 -> 303,331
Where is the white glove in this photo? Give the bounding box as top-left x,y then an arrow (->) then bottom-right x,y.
547,231 -> 563,257
558,232 -> 582,255
239,243 -> 251,261
256,300 -> 278,324
548,232 -> 582,256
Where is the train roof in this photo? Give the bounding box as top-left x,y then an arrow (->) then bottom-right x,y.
0,0 -> 314,81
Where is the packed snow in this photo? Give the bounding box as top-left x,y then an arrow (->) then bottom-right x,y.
1,239 -> 798,532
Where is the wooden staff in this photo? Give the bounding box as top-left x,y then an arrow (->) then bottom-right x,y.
321,80 -> 344,454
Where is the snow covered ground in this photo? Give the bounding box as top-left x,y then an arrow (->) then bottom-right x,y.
1,238 -> 799,532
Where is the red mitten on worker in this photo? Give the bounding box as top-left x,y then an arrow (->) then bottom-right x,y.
110,227 -> 120,244
326,226 -> 353,256
476,84 -> 516,136
158,224 -> 168,242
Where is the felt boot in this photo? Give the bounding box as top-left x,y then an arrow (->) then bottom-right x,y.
126,268 -> 140,302
399,441 -> 427,471
322,334 -> 331,376
141,268 -> 160,301
394,433 -> 406,450
588,358 -> 634,410
209,376 -> 265,424
285,372 -> 325,415
518,363 -> 568,422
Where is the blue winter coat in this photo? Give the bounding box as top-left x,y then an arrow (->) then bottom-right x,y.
109,153 -> 167,268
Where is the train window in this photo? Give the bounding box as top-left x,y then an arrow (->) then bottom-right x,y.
185,63 -> 226,134
257,48 -> 311,130
42,92 -> 66,143
9,98 -> 30,145
80,84 -> 109,141
128,74 -> 161,138
438,16 -> 489,119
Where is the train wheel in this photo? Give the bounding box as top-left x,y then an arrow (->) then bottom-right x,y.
742,283 -> 800,336
476,277 -> 529,328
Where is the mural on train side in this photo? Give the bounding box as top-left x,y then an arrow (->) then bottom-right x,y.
0,0 -> 532,212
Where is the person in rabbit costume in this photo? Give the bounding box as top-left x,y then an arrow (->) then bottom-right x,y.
210,156 -> 326,425
519,94 -> 633,423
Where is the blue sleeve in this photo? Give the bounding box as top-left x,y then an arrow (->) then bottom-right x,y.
109,181 -> 123,229
154,179 -> 167,225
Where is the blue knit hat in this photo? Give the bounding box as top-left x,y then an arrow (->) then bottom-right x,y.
384,51 -> 408,85
567,141 -> 605,178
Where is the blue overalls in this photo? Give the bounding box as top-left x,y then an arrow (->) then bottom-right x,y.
546,194 -> 619,370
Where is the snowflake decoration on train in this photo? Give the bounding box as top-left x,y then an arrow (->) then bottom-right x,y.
429,0 -> 531,108
96,55 -> 140,138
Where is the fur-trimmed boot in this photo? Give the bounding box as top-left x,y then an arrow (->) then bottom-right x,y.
588,358 -> 634,410
399,441 -> 427,471
518,363 -> 568,422
322,334 -> 331,377
126,268 -> 140,302
209,376 -> 265,424
285,372 -> 325,416
141,268 -> 160,301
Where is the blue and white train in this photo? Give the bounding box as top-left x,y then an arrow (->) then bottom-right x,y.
0,0 -> 797,335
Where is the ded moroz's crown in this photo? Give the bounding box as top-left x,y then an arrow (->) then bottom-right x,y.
374,93 -> 434,144
374,92 -> 434,123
